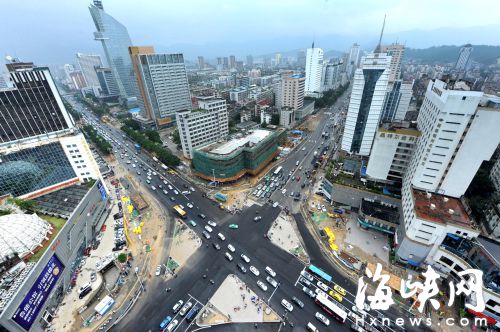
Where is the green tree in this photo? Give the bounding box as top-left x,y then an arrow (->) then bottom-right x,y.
172,129 -> 181,146
261,120 -> 268,128
117,253 -> 127,263
7,198 -> 38,211
145,130 -> 162,144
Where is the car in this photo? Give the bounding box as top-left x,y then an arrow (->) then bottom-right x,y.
281,299 -> 294,312
281,189 -> 287,194
165,319 -> 178,332
186,202 -> 194,209
306,322 -> 319,332
198,213 -> 206,219
162,189 -> 168,195
202,231 -> 211,239
137,171 -> 141,175
249,266 -> 260,276
225,252 -> 233,261
170,197 -> 175,201
173,190 -> 179,195
272,202 -> 279,208
351,305 -> 368,317
257,280 -> 268,292
152,172 -> 157,176
334,284 -> 346,296
265,266 -> 276,277
315,312 -> 330,326
303,287 -> 316,298
146,180 -> 151,184
229,224 -> 239,229
212,243 -> 221,250
237,263 -> 247,273
296,161 -> 300,166
292,296 -> 304,308
159,316 -> 172,329
179,302 -> 193,316
204,225 -> 213,233
189,220 -> 197,227
207,220 -> 217,227
266,276 -> 278,288
329,290 -> 343,302
190,187 -> 196,192
172,300 -> 184,313
300,277 -> 311,286
254,216 -> 262,222
317,281 -> 328,292
240,254 -> 250,263
227,244 -> 235,252
163,180 -> 168,185
168,185 -> 174,190
301,270 -> 314,282
155,265 -> 162,276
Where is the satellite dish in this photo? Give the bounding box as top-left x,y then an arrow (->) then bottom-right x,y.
5,55 -> 14,62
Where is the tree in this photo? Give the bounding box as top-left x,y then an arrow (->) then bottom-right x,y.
172,129 -> 181,146
117,253 -> 127,263
261,120 -> 268,128
145,130 -> 162,144
7,198 -> 38,212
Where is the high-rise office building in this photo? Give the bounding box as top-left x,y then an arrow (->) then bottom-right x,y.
380,80 -> 414,122
246,55 -> 253,67
76,53 -> 103,89
275,53 -> 282,67
455,44 -> 473,72
197,56 -> 205,70
321,61 -> 341,92
380,43 -> 404,82
89,0 -> 139,101
95,66 -> 119,97
347,43 -> 361,78
131,51 -> 192,127
176,97 -> 228,159
341,52 -> 391,156
229,55 -> 236,69
281,73 -> 305,111
0,61 -> 102,198
223,57 -> 229,70
128,46 -> 155,119
305,44 -> 323,96
404,80 -> 500,198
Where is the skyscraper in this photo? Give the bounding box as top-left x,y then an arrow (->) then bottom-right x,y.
347,43 -> 361,78
246,55 -> 253,67
305,44 -> 323,96
455,44 -> 473,72
129,46 -> 155,119
89,0 -> 139,101
229,55 -> 236,69
380,43 -> 404,82
341,52 -> 391,156
131,52 -> 192,127
281,74 -> 305,110
76,53 -> 103,88
197,56 -> 205,70
380,80 -> 414,122
95,67 -> 119,97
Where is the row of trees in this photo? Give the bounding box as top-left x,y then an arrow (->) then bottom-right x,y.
308,83 -> 350,108
82,125 -> 113,155
76,95 -> 110,118
121,125 -> 180,167
62,99 -> 81,121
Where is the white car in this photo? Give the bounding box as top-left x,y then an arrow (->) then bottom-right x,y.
204,225 -> 213,233
152,172 -> 157,176
163,190 -> 168,195
281,299 -> 293,312
317,281 -> 329,292
266,276 -> 278,288
163,180 -> 168,185
301,270 -> 314,282
265,266 -> 277,277
155,265 -> 161,276
151,186 -> 156,191
167,185 -> 173,190
315,312 -> 330,326
281,188 -> 287,194
173,190 -> 179,195
257,280 -> 268,292
227,244 -> 235,252
207,220 -> 217,227
241,254 -> 250,263
249,266 -> 260,276
217,233 -> 226,241
186,202 -> 194,209
272,202 -> 279,208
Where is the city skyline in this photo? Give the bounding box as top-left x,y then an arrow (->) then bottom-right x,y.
1,0 -> 500,66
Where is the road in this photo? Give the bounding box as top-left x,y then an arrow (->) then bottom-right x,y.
65,94 -> 413,332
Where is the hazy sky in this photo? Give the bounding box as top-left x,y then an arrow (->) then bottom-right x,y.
1,0 -> 499,65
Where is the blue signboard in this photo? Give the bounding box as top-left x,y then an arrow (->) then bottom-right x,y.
98,181 -> 107,201
12,255 -> 65,331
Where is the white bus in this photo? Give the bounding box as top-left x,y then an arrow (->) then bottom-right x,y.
315,292 -> 348,323
274,166 -> 283,176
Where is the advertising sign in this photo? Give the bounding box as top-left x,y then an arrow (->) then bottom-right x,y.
12,255 -> 65,331
98,181 -> 107,201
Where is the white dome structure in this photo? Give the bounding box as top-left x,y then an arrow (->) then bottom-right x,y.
0,214 -> 53,259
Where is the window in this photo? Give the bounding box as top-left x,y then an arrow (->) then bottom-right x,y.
439,256 -> 453,266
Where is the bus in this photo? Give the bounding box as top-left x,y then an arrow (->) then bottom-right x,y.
315,292 -> 348,323
273,166 -> 283,176
173,205 -> 186,219
308,264 -> 332,283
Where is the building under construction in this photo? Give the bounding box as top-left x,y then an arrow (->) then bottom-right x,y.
192,128 -> 285,183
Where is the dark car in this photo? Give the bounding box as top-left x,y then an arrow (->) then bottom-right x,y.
292,296 -> 304,308
237,263 -> 247,273
198,213 -> 206,219
212,243 -> 221,250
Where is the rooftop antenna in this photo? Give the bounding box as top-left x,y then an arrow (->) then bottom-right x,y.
374,14 -> 386,53
312,32 -> 316,49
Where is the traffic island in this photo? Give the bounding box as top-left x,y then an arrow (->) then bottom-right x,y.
267,212 -> 309,264
197,274 -> 280,327
167,221 -> 201,274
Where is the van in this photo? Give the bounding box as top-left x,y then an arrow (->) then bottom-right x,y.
225,252 -> 233,261
307,322 -> 319,331
78,285 -> 92,299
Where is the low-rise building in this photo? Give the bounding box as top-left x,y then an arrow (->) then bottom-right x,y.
294,99 -> 315,121
484,203 -> 500,239
192,129 -> 284,183
358,198 -> 399,235
229,87 -> 248,103
176,97 -> 229,159
280,107 -> 295,128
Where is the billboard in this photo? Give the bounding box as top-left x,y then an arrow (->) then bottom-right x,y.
98,181 -> 107,201
12,255 -> 65,331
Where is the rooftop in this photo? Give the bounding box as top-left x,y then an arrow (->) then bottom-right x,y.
342,159 -> 358,174
378,122 -> 420,137
32,184 -> 91,219
360,198 -> 399,225
203,129 -> 272,155
412,189 -> 473,227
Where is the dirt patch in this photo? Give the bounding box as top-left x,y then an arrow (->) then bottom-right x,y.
169,221 -> 201,268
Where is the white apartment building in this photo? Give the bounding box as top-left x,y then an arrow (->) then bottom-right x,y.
366,123 -> 420,184
229,87 -> 248,103
321,62 -> 341,92
76,53 -> 103,89
406,81 -> 500,198
280,107 -> 295,129
281,74 -> 305,110
380,43 -> 404,82
341,52 -> 391,156
176,97 -> 229,159
305,46 -> 323,96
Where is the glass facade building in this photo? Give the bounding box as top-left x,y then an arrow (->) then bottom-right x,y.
0,142 -> 77,197
89,2 -> 139,101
